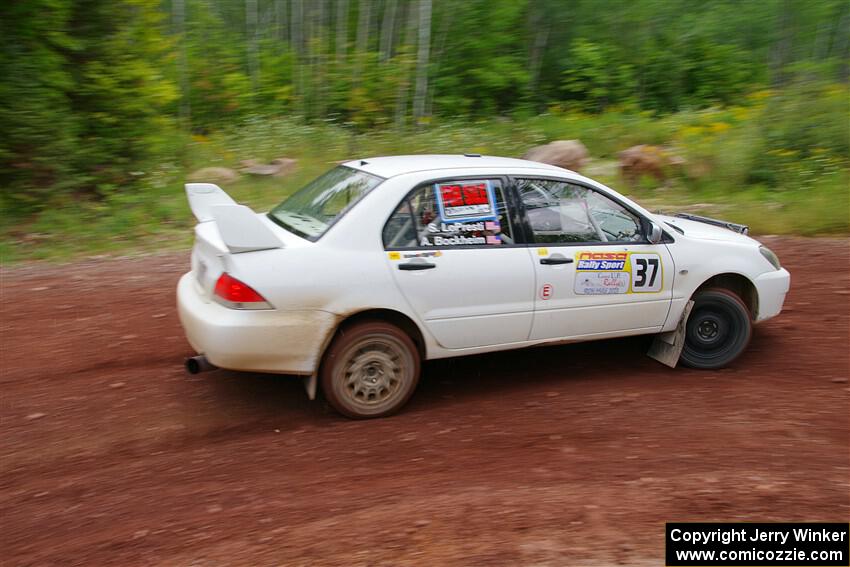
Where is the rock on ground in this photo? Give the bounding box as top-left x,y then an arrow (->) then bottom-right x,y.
618,145 -> 684,187
240,157 -> 298,177
186,167 -> 240,184
523,140 -> 589,172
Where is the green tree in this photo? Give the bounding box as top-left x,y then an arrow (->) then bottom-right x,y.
430,0 -> 529,117
561,39 -> 635,112
0,0 -> 78,211
68,0 -> 178,192
0,0 -> 177,212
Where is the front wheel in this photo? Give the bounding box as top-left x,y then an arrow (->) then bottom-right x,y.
320,321 -> 420,419
680,289 -> 752,369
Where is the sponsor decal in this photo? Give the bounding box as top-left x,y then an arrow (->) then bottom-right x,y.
576,259 -> 627,271
402,251 -> 442,259
575,271 -> 630,295
540,283 -> 553,300
387,251 -> 401,261
577,252 -> 629,260
574,251 -> 663,294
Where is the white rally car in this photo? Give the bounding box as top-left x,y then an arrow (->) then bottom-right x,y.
177,155 -> 790,418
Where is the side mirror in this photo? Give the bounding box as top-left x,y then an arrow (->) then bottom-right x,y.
647,221 -> 663,244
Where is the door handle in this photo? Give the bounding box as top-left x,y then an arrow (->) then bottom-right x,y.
398,262 -> 436,271
540,257 -> 574,265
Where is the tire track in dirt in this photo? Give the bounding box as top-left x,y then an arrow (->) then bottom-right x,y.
1,237 -> 848,566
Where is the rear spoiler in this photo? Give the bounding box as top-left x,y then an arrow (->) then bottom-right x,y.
674,213 -> 749,235
186,183 -> 236,222
186,183 -> 283,253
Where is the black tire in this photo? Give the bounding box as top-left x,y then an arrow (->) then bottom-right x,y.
680,288 -> 752,369
320,321 -> 420,419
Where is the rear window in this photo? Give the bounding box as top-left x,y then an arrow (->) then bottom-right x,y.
382,179 -> 514,248
268,166 -> 383,240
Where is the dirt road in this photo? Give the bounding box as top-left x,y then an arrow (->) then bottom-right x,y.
2,237 -> 848,566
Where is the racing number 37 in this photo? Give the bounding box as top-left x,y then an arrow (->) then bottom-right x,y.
630,254 -> 662,292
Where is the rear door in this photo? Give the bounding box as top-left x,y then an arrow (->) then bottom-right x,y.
515,177 -> 674,340
383,177 -> 536,349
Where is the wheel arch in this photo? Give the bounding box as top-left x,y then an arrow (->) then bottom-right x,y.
304,308 -> 426,402
694,272 -> 759,320
320,308 -> 427,363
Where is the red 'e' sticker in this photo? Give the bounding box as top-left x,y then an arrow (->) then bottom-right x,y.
541,284 -> 553,300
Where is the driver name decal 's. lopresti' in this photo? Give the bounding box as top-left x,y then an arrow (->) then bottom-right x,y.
574,251 -> 663,295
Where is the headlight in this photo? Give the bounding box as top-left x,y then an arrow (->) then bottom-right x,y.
759,246 -> 781,270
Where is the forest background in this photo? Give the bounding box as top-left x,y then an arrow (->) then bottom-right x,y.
1,0 -> 847,261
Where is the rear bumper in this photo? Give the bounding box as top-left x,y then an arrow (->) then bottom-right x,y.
754,268 -> 790,322
177,273 -> 338,374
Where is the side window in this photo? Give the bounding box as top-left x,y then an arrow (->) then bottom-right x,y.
517,178 -> 643,244
382,179 -> 513,249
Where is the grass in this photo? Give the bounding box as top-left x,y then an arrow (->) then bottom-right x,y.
1,92 -> 848,264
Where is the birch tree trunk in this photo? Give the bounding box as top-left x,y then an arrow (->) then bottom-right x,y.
172,0 -> 190,127
528,4 -> 551,112
413,0 -> 431,124
336,0 -> 349,64
275,0 -> 288,44
394,0 -> 417,128
379,0 -> 397,63
353,0 -> 372,86
770,0 -> 794,87
833,5 -> 850,82
426,4 -> 454,117
315,0 -> 327,118
246,0 -> 259,92
291,0 -> 305,112
303,1 -> 317,118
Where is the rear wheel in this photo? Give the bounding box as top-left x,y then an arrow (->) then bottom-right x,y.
680,289 -> 752,369
320,321 -> 420,419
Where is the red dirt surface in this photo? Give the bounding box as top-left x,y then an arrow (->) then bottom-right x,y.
1,237 -> 848,566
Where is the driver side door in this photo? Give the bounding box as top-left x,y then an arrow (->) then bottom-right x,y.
517,178 -> 674,341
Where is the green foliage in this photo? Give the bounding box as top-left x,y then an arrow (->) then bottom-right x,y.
1,0 -> 849,260
0,0 -> 178,214
755,79 -> 850,181
681,40 -> 752,106
430,0 -> 530,116
4,86 -> 848,263
0,1 -> 78,210
181,0 -> 258,129
70,0 -> 179,185
561,39 -> 635,112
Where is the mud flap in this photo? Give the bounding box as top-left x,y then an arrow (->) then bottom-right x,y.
303,374 -> 318,400
647,300 -> 694,368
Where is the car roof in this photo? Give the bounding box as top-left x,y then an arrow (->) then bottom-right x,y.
341,154 -> 570,179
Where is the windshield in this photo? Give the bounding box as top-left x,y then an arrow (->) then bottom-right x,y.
268,166 -> 384,240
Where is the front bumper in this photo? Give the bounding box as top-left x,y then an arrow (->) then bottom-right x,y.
754,268 -> 790,322
177,273 -> 339,374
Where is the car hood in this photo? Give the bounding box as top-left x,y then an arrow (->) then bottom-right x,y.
656,214 -> 759,245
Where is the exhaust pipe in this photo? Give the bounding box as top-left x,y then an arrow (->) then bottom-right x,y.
185,355 -> 217,374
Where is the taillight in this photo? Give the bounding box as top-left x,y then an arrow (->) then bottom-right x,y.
213,273 -> 273,310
